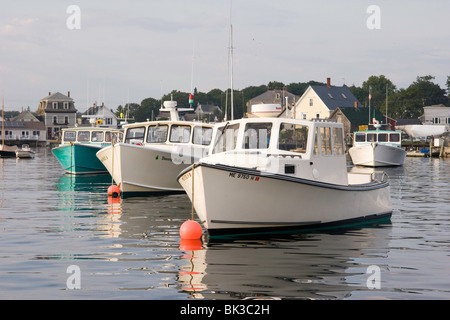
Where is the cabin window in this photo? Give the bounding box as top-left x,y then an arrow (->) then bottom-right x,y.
355,133 -> 366,142
367,133 -> 377,142
332,127 -> 344,155
320,127 -> 332,155
212,123 -> 240,154
278,123 -> 308,153
91,131 -> 104,142
389,133 -> 400,142
314,127 -> 320,156
147,125 -> 168,143
77,131 -> 90,142
193,126 -> 213,146
378,133 -> 388,142
169,125 -> 191,143
125,126 -> 145,144
243,122 -> 272,149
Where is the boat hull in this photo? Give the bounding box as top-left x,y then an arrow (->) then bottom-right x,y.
97,143 -> 207,196
177,163 -> 392,237
349,143 -> 406,167
52,143 -> 107,174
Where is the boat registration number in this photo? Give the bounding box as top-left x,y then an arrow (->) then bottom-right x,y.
228,172 -> 260,181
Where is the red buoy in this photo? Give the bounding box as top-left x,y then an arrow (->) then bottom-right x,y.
179,220 -> 202,240
107,184 -> 120,198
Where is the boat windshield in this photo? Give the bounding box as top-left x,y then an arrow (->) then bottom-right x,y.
243,122 -> 272,149
64,131 -> 76,142
355,133 -> 366,142
212,123 -> 240,154
278,123 -> 308,153
125,126 -> 145,144
390,133 -> 400,142
77,131 -> 90,142
147,125 -> 168,143
91,131 -> 104,142
169,125 -> 191,143
193,126 -> 213,146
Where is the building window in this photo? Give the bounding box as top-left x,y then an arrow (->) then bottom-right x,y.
341,93 -> 347,99
53,102 -> 58,109
328,93 -> 333,99
53,116 -> 57,123
433,117 -> 439,124
65,116 -> 69,124
63,102 -> 69,109
309,98 -> 313,106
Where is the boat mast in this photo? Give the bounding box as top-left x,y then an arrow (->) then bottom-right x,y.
2,91 -> 4,146
368,86 -> 372,126
225,0 -> 234,121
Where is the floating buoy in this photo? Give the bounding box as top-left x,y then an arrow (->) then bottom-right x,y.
179,239 -> 202,251
107,184 -> 120,198
179,220 -> 202,240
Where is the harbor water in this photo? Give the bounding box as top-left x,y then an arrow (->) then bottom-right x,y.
0,148 -> 449,300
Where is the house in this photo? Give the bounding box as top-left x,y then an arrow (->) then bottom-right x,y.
330,106 -> 392,142
293,78 -> 362,120
81,102 -> 118,127
420,104 -> 450,125
1,109 -> 46,147
37,91 -> 77,140
195,103 -> 223,121
247,89 -> 298,117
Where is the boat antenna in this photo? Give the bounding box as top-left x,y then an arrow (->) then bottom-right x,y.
225,0 -> 234,121
2,91 -> 4,146
368,86 -> 372,126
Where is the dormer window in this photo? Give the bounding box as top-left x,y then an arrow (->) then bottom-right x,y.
52,102 -> 58,109
63,102 -> 69,109
341,93 -> 347,99
328,93 -> 333,99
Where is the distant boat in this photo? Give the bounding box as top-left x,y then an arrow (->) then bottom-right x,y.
96,100 -> 214,196
177,116 -> 392,237
15,144 -> 35,159
0,144 -> 18,158
349,124 -> 406,167
52,127 -> 122,174
1,91 -> 19,158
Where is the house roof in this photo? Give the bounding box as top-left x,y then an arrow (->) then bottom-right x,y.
310,85 -> 360,110
333,107 -> 386,124
41,92 -> 73,102
249,89 -> 298,105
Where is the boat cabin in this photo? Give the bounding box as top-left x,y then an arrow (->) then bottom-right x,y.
61,127 -> 122,146
123,121 -> 214,147
208,118 -> 348,185
353,130 -> 401,147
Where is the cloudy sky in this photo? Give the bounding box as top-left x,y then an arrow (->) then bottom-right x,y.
0,0 -> 449,112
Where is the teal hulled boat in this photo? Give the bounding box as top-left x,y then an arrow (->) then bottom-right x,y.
52,127 -> 122,174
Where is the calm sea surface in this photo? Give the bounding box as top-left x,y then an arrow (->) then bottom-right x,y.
0,147 -> 449,300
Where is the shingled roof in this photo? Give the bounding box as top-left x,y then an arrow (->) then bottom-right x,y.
310,85 -> 360,110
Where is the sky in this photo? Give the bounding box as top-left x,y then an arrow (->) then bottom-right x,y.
0,0 -> 449,112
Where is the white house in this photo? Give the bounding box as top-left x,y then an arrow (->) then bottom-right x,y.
421,104 -> 450,125
294,78 -> 361,120
37,91 -> 77,140
81,102 -> 118,127
1,110 -> 47,146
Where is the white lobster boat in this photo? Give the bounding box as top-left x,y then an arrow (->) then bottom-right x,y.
349,125 -> 406,167
96,101 -> 214,196
177,117 -> 392,237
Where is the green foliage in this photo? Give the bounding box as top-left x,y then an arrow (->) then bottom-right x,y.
112,76 -> 449,121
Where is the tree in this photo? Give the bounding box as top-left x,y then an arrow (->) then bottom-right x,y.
361,75 -> 397,114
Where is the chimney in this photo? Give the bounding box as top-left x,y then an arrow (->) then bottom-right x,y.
68,91 -> 70,97
354,101 -> 358,109
48,92 -> 51,96
326,78 -> 331,87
